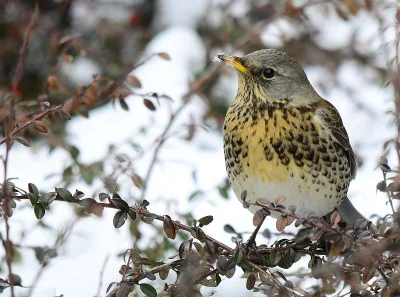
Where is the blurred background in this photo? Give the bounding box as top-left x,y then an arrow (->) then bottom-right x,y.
0,0 -> 398,296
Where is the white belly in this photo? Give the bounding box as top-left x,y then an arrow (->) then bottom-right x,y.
231,174 -> 340,218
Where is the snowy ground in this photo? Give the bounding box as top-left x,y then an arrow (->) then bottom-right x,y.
1,1 -> 398,296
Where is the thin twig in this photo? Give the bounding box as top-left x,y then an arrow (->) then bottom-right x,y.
140,63 -> 221,200
95,255 -> 110,297
0,104 -> 64,146
1,7 -> 39,297
27,220 -> 76,297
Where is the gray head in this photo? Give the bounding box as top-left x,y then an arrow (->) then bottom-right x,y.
218,49 -> 320,106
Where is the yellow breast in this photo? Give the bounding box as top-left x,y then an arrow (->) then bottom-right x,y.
224,106 -> 316,183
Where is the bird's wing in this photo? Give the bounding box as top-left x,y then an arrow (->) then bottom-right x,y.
315,100 -> 357,180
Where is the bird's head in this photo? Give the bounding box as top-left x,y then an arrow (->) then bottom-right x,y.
218,49 -> 319,107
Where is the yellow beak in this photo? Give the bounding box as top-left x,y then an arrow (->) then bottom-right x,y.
218,54 -> 249,74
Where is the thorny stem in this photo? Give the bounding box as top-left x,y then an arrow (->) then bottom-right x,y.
1,7 -> 39,297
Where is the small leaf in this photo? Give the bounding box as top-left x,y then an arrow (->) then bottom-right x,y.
269,250 -> 282,267
56,188 -> 73,202
128,208 -> 137,220
157,52 -> 171,60
241,190 -> 247,201
79,198 -> 104,216
47,75 -> 59,90
223,224 -> 236,234
343,0 -> 359,14
288,205 -> 297,214
246,273 -> 256,290
159,269 -> 169,280
28,183 -> 39,196
41,192 -> 56,205
113,210 -> 127,228
70,146 -> 80,160
144,271 -> 156,281
253,209 -> 265,226
99,192 -> 110,201
130,173 -> 144,189
143,99 -> 156,111
233,248 -> 243,264
276,215 -> 288,232
34,121 -> 48,134
119,99 -> 129,111
218,186 -> 229,199
142,213 -> 157,223
110,197 -> 130,212
278,248 -> 295,269
34,203 -> 45,219
275,196 -> 286,205
60,107 -> 72,120
205,239 -> 216,255
163,215 -> 176,239
15,137 -> 31,147
28,193 -> 38,206
256,198 -> 270,206
125,75 -> 142,88
198,215 -> 213,227
73,190 -> 85,200
139,283 -> 157,297
295,228 -> 312,243
193,242 -> 202,253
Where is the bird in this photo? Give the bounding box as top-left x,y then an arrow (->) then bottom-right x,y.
218,49 -> 369,228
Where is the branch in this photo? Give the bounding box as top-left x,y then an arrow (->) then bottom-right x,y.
2,7 -> 39,297
95,255 -> 109,297
0,104 -> 65,146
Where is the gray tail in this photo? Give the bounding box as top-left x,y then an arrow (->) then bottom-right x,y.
336,197 -> 377,233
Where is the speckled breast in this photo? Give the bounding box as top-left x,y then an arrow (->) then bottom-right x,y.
223,103 -> 352,218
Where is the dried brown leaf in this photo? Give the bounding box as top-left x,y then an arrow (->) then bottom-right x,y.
157,52 -> 171,60
276,215 -> 288,232
397,8 -> 400,23
34,121 -> 48,134
89,81 -> 99,98
119,98 -> 129,111
275,196 -> 286,205
253,209 -> 264,226
335,5 -> 349,20
246,273 -> 256,290
47,76 -> 59,90
286,216 -> 296,226
185,119 -> 196,141
62,54 -> 74,63
343,0 -> 359,14
15,137 -> 31,147
256,198 -> 270,206
364,0 -> 372,10
60,107 -> 72,120
285,0 -> 303,18
125,75 -> 142,88
163,215 -> 176,239
143,99 -> 156,111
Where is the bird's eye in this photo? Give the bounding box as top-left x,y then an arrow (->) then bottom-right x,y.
262,68 -> 275,79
